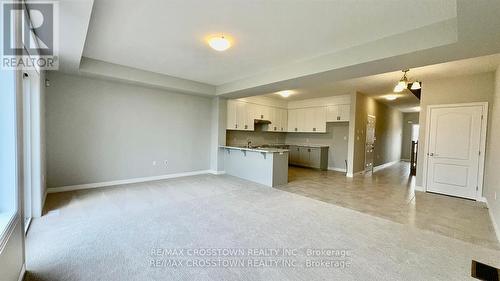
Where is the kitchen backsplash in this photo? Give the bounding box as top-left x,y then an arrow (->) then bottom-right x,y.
226,127 -> 286,146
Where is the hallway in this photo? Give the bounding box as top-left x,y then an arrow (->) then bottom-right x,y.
277,162 -> 499,249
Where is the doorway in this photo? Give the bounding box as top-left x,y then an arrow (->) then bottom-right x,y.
364,115 -> 376,173
424,103 -> 487,200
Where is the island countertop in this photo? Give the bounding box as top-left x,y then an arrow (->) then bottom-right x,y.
219,145 -> 289,154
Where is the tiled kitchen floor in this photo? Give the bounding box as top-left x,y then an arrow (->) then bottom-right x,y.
276,162 -> 499,249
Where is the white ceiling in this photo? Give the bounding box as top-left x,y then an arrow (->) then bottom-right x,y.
263,54 -> 500,112
82,0 -> 456,85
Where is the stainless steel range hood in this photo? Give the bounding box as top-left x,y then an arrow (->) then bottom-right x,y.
254,119 -> 271,124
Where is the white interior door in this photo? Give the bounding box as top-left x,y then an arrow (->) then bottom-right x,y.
426,105 -> 484,199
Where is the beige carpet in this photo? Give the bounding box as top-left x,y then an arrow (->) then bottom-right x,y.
25,174 -> 500,280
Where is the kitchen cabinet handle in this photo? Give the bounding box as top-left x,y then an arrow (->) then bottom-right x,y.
235,124 -> 238,128
261,115 -> 264,119
244,125 -> 248,129
294,128 -> 298,131
274,126 -> 277,131
313,128 -> 316,131
337,116 -> 340,120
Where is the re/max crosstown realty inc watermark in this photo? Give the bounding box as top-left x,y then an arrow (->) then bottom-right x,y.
1,1 -> 59,70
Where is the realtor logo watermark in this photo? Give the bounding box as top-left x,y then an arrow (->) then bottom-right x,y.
1,1 -> 59,70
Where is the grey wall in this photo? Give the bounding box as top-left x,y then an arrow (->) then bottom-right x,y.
45,72 -> 213,188
210,97 -> 227,172
483,68 -> 500,238
416,72 -> 495,186
401,112 -> 420,160
286,123 -> 349,171
353,92 -> 403,173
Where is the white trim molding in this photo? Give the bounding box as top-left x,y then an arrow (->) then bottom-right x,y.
415,185 -> 425,192
47,170 -> 213,193
373,160 -> 400,172
482,197 -> 500,242
17,264 -> 26,281
209,170 -> 226,175
0,212 -> 19,254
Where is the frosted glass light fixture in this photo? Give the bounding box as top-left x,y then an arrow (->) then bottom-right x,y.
410,81 -> 421,90
208,35 -> 231,51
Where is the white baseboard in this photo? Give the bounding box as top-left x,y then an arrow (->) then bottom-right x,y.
415,185 -> 425,192
210,170 -> 226,175
482,197 -> 500,242
373,160 -> 400,172
328,167 -> 347,173
346,172 -> 353,178
401,158 -> 410,162
18,264 -> 26,281
47,170 -> 213,193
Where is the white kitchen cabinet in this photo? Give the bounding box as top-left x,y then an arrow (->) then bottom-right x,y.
279,108 -> 287,132
327,104 -> 350,122
243,102 -> 255,131
287,107 -> 326,133
265,107 -> 277,132
311,106 -> 327,132
227,100 -> 253,131
254,104 -> 271,121
226,100 -> 238,130
287,109 -> 298,132
296,108 -> 307,132
339,104 -> 350,121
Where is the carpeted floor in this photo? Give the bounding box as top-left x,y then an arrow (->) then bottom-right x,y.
25,174 -> 500,281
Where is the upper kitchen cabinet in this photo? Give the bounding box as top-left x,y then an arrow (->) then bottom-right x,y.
279,108 -> 288,132
226,100 -> 254,131
264,107 -> 288,132
304,107 -> 326,133
287,109 -> 298,132
254,104 -> 270,121
327,104 -> 350,122
287,107 -> 326,133
227,94 -> 350,132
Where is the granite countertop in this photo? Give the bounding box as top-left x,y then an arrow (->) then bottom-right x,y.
219,145 -> 289,153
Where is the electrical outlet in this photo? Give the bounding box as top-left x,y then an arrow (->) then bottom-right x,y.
152,161 -> 157,166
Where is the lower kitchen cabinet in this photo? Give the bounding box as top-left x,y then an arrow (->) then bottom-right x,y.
288,145 -> 328,170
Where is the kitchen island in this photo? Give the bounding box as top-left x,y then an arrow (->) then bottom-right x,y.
220,145 -> 288,187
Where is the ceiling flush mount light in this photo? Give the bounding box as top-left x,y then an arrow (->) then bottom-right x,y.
385,94 -> 398,101
277,90 -> 294,98
207,35 -> 231,51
